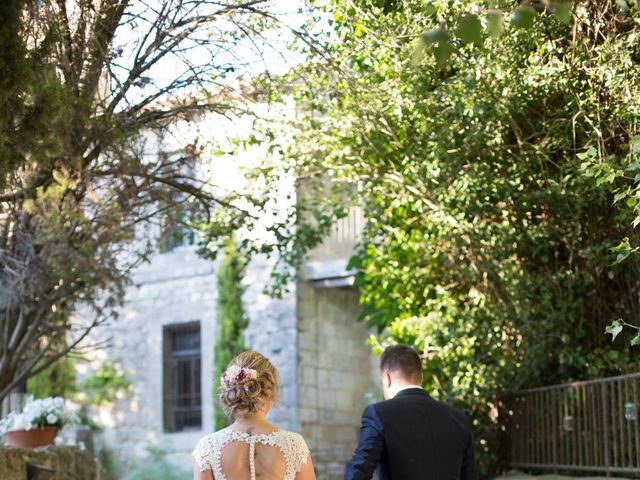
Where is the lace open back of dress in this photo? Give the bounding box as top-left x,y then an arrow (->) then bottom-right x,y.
191,428 -> 310,480
220,438 -> 286,480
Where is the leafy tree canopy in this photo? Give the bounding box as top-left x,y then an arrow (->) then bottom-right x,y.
234,0 -> 640,473
0,0 -> 299,401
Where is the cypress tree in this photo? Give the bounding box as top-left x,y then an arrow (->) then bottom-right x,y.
213,239 -> 248,430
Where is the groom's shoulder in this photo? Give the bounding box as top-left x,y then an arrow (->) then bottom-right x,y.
372,392 -> 470,423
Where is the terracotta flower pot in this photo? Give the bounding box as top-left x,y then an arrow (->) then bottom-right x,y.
5,427 -> 58,448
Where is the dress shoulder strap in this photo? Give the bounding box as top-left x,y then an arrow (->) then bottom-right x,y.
280,430 -> 310,477
191,433 -> 217,473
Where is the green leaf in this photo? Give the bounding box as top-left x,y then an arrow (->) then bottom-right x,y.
616,252 -> 630,264
577,146 -> 597,160
553,2 -> 573,24
631,335 -> 640,347
486,11 -> 504,38
631,135 -> 640,154
421,28 -> 448,46
612,237 -> 631,251
605,319 -> 624,342
512,6 -> 536,29
613,190 -> 627,203
433,39 -> 454,67
411,41 -> 426,66
420,29 -> 453,67
346,254 -> 363,270
456,14 -> 483,45
423,4 -> 438,16
612,238 -> 633,265
358,302 -> 380,323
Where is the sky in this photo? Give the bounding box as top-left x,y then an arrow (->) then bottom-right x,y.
109,0 -> 315,109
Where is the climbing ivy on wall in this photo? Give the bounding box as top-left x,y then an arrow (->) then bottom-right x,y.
213,239 -> 249,429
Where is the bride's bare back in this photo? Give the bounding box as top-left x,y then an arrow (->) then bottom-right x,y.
220,440 -> 286,480
192,428 -> 313,480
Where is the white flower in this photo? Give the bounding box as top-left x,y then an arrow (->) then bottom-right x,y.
1,396 -> 78,432
12,414 -> 32,431
226,365 -> 241,380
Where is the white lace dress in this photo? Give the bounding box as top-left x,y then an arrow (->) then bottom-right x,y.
191,428 -> 310,480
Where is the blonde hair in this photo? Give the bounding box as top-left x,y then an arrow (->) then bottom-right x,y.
218,350 -> 279,418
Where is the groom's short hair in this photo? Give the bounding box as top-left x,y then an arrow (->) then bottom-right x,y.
380,344 -> 423,383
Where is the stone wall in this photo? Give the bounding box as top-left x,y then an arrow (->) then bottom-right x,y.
79,245 -> 218,475
73,215 -> 374,479
243,256 -> 298,431
79,248 -> 299,476
0,446 -> 100,479
296,281 -> 376,479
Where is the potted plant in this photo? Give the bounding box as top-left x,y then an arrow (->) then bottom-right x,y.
0,397 -> 78,448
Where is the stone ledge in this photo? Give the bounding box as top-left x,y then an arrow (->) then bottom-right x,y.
303,259 -> 356,282
0,445 -> 101,480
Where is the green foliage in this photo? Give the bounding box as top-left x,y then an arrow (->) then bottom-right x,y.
27,358 -> 130,431
413,1 -> 573,66
213,239 -> 249,430
99,428 -> 180,480
24,346 -> 130,433
122,446 -> 190,480
98,447 -> 119,480
0,0 -> 71,186
605,320 -> 624,343
79,362 -> 131,406
27,355 -> 76,399
244,0 -> 640,475
122,461 -> 190,480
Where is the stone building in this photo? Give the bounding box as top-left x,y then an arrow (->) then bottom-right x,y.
78,115 -> 377,479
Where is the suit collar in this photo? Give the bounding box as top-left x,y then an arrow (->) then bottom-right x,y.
394,387 -> 428,398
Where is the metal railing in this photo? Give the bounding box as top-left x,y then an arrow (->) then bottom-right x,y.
501,372 -> 640,475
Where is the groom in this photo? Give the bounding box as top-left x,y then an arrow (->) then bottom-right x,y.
344,344 -> 477,480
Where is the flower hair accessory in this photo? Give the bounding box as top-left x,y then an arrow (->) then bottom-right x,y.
221,365 -> 258,389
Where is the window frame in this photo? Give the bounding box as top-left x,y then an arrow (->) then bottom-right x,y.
162,321 -> 202,433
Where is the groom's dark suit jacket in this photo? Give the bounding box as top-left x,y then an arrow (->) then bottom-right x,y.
344,388 -> 477,480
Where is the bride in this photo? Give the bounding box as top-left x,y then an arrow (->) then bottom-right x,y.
192,350 -> 316,480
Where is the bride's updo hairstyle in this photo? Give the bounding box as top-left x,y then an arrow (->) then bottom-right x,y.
218,350 -> 279,418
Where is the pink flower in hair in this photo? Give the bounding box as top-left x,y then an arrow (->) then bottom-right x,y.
221,365 -> 258,388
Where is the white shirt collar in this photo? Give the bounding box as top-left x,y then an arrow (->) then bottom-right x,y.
394,385 -> 423,396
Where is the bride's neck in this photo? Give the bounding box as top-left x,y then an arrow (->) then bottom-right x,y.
232,412 -> 269,427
